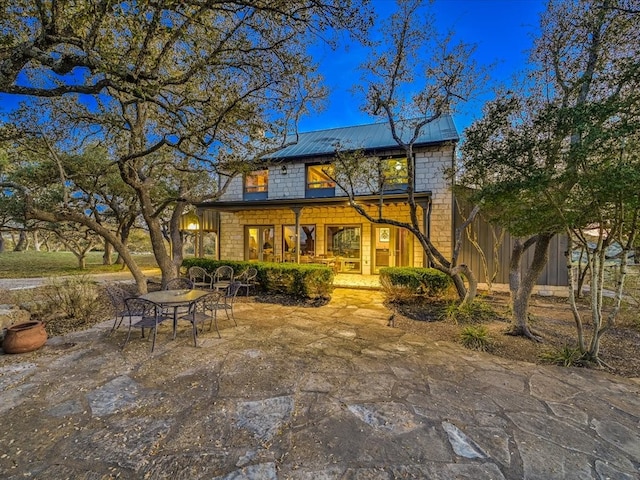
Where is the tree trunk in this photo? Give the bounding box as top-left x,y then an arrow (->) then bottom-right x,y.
588,227 -> 637,362
103,239 -> 113,265
508,238 -> 524,311
115,104 -> 181,287
115,223 -> 132,265
451,264 -> 477,306
77,253 -> 87,269
117,118 -> 182,287
507,233 -> 554,341
450,273 -> 466,299
0,234 -> 4,253
415,233 -> 470,303
33,230 -> 42,251
575,247 -> 588,298
169,204 -> 187,280
14,229 -> 28,251
565,234 -> 586,351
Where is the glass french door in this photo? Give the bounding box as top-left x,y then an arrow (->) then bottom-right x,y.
282,225 -> 316,262
372,226 -> 413,273
245,226 -> 275,262
326,225 -> 361,272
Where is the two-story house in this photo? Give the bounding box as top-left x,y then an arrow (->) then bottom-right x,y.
197,116 -> 458,276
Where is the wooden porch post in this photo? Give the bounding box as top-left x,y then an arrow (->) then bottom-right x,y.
418,198 -> 431,268
196,209 -> 204,258
292,207 -> 303,263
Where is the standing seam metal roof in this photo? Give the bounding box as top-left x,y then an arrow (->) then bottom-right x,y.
265,115 -> 459,160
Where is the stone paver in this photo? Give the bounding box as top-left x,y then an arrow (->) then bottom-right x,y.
1,288 -> 639,479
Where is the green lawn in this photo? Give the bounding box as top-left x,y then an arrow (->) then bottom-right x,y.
0,251 -> 158,278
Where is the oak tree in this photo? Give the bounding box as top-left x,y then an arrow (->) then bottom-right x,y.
0,0 -> 373,291
459,0 -> 640,344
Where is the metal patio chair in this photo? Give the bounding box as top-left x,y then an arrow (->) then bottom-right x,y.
122,297 -> 171,352
104,283 -> 134,336
236,267 -> 258,296
209,281 -> 241,326
188,265 -> 214,290
164,277 -> 194,291
212,265 -> 234,291
179,291 -> 224,341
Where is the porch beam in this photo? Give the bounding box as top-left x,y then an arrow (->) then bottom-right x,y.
197,192 -> 432,212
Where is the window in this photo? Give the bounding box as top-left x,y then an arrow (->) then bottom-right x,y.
326,225 -> 361,272
244,169 -> 268,200
306,164 -> 335,198
381,157 -> 408,190
282,225 -> 316,261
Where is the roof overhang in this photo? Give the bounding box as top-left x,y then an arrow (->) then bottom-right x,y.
265,140 -> 457,163
197,192 -> 432,213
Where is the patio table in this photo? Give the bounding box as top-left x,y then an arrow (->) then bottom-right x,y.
140,289 -> 209,340
311,256 -> 339,272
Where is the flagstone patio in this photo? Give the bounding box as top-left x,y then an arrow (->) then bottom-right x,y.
1,288 -> 639,479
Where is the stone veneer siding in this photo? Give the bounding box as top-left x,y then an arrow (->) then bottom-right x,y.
216,144 -> 455,271
414,145 -> 455,260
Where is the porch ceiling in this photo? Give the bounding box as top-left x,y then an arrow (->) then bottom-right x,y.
196,192 -> 431,212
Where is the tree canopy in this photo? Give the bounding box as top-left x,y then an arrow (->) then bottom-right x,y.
459,0 -> 640,344
0,0 -> 374,291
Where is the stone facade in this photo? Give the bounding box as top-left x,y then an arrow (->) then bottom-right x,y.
415,146 -> 455,259
215,144 -> 455,273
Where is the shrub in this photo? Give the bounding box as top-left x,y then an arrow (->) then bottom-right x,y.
380,275 -> 416,302
380,267 -> 451,302
539,346 -> 584,367
182,258 -> 249,277
460,325 -> 491,351
182,258 -> 334,299
446,300 -> 495,324
41,276 -> 101,323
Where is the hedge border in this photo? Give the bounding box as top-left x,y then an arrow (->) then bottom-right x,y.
379,266 -> 451,297
182,258 -> 334,299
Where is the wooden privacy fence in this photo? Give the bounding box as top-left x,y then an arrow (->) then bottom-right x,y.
453,200 -> 568,287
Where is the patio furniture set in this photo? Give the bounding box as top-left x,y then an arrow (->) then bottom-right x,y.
105,265 -> 257,352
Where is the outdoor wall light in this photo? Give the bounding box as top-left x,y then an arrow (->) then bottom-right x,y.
281,165 -> 288,175
180,211 -> 200,231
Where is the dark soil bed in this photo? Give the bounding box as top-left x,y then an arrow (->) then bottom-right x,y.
387,291 -> 640,378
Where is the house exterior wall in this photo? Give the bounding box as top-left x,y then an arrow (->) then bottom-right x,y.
416,145 -> 455,259
218,203 -> 431,274
214,143 -> 455,271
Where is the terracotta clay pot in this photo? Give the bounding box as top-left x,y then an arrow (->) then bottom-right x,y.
2,321 -> 48,354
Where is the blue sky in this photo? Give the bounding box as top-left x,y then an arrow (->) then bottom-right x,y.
0,0 -> 546,138
301,0 -> 546,134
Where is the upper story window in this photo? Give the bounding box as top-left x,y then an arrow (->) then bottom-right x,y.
244,169 -> 268,200
306,164 -> 335,198
381,157 -> 409,191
